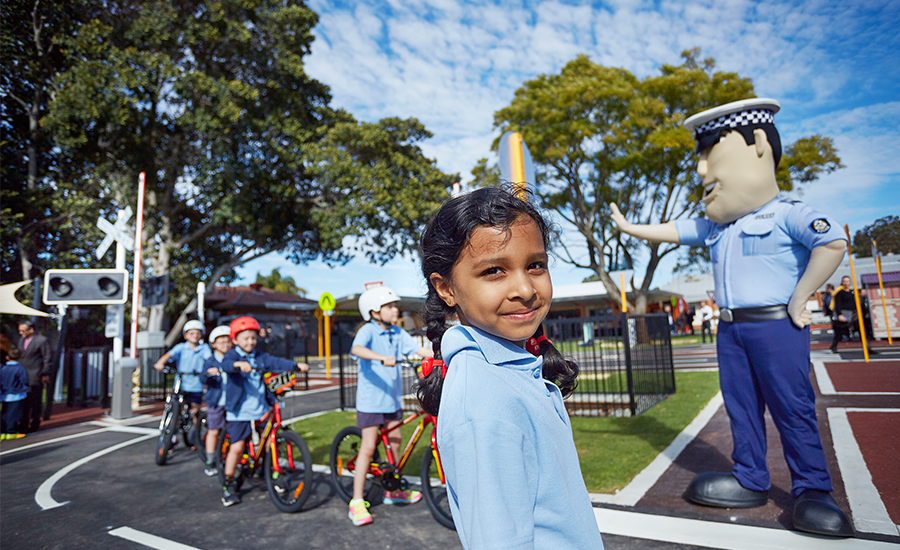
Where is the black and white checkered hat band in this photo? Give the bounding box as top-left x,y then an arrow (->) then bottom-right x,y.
693,109 -> 775,138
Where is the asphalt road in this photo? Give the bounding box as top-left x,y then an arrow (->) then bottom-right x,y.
1,386 -> 726,550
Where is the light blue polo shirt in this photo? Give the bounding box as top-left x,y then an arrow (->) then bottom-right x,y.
675,199 -> 845,309
351,321 -> 420,413
437,325 -> 604,550
168,342 -> 212,393
226,347 -> 267,422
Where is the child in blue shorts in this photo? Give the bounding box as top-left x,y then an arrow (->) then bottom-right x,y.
347,284 -> 433,526
1,347 -> 29,439
219,316 -> 309,507
200,325 -> 231,476
154,320 -> 211,448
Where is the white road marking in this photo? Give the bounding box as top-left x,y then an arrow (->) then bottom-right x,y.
594,508 -> 898,549
109,527 -> 202,549
606,392 -> 724,506
828,408 -> 899,536
35,434 -> 155,510
0,428 -> 110,457
813,356 -> 900,396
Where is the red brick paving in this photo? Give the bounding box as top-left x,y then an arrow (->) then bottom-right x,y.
847,411 -> 900,525
825,361 -> 900,393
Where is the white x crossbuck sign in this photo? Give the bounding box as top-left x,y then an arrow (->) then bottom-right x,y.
96,207 -> 135,259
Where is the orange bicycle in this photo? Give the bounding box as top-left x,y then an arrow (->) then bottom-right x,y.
215,370 -> 312,513
329,360 -> 454,529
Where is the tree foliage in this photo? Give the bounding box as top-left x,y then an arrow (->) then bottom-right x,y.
5,0 -> 454,340
853,216 -> 900,257
490,49 -> 843,311
255,268 -> 306,297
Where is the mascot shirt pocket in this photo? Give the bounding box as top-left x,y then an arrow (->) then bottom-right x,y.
740,219 -> 775,256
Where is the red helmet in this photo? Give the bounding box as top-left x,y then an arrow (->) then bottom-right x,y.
229,316 -> 260,339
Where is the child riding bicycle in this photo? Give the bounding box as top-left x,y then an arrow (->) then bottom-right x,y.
219,316 -> 309,507
153,320 -> 211,447
200,325 -> 231,476
347,284 -> 433,526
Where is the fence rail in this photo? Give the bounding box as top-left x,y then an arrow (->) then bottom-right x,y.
337,314 -> 675,417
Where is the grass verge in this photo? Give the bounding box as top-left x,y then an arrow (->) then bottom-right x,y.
289,371 -> 720,494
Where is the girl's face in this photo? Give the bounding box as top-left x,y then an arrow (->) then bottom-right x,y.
184,329 -> 202,344
431,218 -> 551,345
212,335 -> 232,354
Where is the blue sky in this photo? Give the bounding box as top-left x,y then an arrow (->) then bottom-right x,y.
237,0 -> 900,300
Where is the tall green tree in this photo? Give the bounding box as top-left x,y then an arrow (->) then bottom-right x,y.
255,268 -> 306,296
491,50 -> 843,312
0,0 -> 102,286
42,1 -> 453,341
853,216 -> 900,257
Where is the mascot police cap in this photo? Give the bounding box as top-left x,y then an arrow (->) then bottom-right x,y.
685,98 -> 782,165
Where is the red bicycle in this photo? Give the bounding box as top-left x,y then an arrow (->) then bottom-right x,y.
329,361 -> 454,529
214,370 -> 313,513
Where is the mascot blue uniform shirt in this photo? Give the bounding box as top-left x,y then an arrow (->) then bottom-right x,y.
351,321 -> 420,413
437,325 -> 604,550
168,342 -> 212,393
675,198 -> 845,498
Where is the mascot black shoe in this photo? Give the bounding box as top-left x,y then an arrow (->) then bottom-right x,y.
684,472 -> 768,508
793,489 -> 854,537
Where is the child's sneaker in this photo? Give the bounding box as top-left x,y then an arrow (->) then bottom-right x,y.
383,489 -> 422,505
204,461 -> 217,477
221,478 -> 240,507
348,499 -> 373,526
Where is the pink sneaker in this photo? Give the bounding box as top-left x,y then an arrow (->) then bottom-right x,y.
383,489 -> 422,504
348,499 -> 373,526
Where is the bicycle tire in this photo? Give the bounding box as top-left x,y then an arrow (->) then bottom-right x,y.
329,426 -> 381,504
194,410 -> 208,464
215,428 -> 245,491
264,429 -> 313,513
155,403 -> 179,466
420,444 -> 455,530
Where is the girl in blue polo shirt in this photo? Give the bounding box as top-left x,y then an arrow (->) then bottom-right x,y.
418,187 -> 604,549
346,284 -> 433,526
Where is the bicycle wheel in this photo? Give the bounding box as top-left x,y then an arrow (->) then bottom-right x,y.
264,429 -> 313,513
329,426 -> 381,504
215,428 -> 245,491
193,410 -> 208,464
154,403 -> 178,466
421,444 -> 455,530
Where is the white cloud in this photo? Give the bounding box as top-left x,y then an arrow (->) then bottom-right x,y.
243,0 -> 900,291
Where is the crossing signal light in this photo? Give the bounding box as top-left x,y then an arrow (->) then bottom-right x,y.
43,269 -> 129,305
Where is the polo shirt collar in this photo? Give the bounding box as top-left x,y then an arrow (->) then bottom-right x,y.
444,325 -> 540,371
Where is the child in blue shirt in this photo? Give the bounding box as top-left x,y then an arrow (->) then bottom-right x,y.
219,316 -> 309,506
418,187 -> 604,549
153,320 -> 212,446
200,325 -> 231,476
1,347 -> 29,439
346,284 -> 433,526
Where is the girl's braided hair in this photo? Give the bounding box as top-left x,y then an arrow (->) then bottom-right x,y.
417,186 -> 578,416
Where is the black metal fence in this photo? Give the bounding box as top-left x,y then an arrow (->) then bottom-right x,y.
61,346 -> 112,408
337,314 -> 675,417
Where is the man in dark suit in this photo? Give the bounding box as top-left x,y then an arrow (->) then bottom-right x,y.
17,321 -> 52,433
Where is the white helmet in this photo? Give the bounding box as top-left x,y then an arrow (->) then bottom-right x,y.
358,285 -> 400,321
183,320 -> 205,334
209,325 -> 230,343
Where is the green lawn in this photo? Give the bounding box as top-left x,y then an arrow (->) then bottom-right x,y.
289,371 -> 720,494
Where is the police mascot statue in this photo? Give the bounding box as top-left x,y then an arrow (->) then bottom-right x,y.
611,98 -> 853,537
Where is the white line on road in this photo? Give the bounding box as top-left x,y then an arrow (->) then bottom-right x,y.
35,434 -> 156,510
828,408 -> 899,536
0,428 -> 110,457
109,527 -> 203,549
594,508 -> 898,549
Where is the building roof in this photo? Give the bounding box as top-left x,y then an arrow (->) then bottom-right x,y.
861,270 -> 900,285
205,284 -> 318,312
